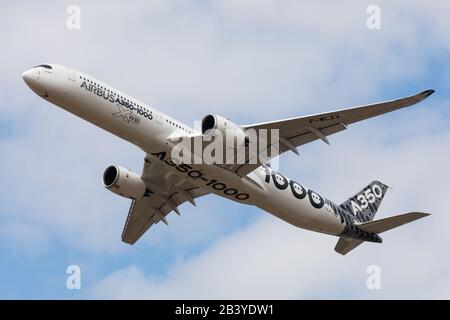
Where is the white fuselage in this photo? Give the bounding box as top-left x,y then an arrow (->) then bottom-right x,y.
23,64 -> 346,237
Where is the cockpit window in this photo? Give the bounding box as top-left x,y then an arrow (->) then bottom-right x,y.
33,64 -> 52,70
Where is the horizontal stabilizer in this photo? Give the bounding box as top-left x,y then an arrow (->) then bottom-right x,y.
358,212 -> 430,234
335,212 -> 430,255
335,238 -> 364,255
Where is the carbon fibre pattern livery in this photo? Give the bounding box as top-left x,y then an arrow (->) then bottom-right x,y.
339,181 -> 389,223
326,199 -> 356,226
339,224 -> 383,243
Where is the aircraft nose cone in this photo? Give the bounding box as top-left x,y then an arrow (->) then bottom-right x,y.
22,69 -> 35,87
22,68 -> 47,96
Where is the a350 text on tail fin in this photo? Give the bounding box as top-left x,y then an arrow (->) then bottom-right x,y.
340,181 -> 389,222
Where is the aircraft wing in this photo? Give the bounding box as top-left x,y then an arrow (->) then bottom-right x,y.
121,156 -> 209,245
227,89 -> 434,177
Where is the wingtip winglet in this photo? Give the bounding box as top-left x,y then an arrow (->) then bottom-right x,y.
421,89 -> 435,98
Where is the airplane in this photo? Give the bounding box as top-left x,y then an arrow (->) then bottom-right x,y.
22,63 -> 434,255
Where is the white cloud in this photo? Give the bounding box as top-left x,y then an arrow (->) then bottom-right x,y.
0,220 -> 50,257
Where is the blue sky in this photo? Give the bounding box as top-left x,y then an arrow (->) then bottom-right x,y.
1,0 -> 450,299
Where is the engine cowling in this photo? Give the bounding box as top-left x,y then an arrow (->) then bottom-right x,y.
201,114 -> 248,149
102,165 -> 146,200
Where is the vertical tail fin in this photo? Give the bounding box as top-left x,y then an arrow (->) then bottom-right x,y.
340,181 -> 389,222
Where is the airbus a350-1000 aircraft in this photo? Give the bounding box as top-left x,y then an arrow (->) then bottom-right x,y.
23,64 -> 434,255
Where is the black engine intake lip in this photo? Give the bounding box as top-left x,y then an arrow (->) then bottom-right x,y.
103,165 -> 119,188
201,114 -> 216,135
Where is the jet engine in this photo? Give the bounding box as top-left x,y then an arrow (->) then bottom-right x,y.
201,114 -> 248,149
102,165 -> 146,200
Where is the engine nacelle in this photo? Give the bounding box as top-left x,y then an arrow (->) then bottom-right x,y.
201,114 -> 248,149
102,165 -> 146,200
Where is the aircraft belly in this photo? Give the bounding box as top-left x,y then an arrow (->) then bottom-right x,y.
250,169 -> 345,236
260,197 -> 344,235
